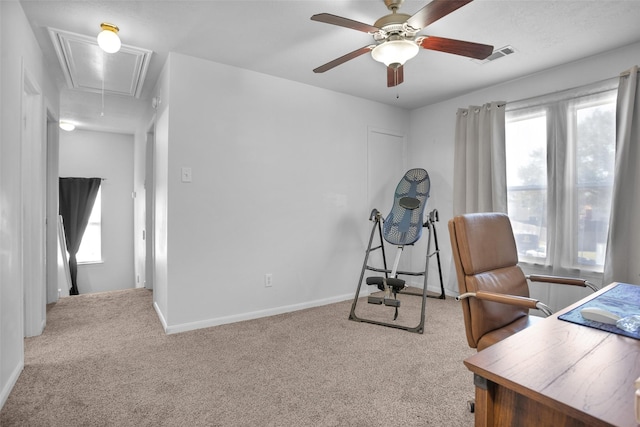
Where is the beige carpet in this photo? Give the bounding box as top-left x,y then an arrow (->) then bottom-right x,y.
0,288 -> 475,426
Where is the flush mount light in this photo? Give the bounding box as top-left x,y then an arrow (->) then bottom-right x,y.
97,22 -> 121,53
59,121 -> 75,131
371,38 -> 420,68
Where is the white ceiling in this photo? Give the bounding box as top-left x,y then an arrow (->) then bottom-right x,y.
19,0 -> 640,134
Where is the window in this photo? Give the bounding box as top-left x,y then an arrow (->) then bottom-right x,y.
75,187 -> 102,263
506,89 -> 616,273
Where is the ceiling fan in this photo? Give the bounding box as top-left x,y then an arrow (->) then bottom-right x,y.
311,0 -> 494,87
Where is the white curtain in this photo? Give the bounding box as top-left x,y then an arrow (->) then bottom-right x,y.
546,95 -> 610,278
453,101 -> 507,215
603,66 -> 640,285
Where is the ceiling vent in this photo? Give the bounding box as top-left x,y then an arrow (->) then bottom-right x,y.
473,45 -> 515,65
48,27 -> 152,98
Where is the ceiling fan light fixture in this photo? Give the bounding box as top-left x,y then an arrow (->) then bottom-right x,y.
97,22 -> 121,53
371,39 -> 419,67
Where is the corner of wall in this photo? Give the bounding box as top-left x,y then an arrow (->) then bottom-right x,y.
0,360 -> 24,409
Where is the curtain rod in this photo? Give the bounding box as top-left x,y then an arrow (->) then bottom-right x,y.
619,66 -> 639,77
457,101 -> 506,116
506,75 -> 618,112
58,177 -> 106,180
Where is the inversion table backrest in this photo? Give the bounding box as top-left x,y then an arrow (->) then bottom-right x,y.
383,168 -> 430,246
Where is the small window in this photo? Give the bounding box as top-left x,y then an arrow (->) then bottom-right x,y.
75,187 -> 102,263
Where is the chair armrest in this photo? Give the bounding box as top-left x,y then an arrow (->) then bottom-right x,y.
527,274 -> 598,292
457,290 -> 553,316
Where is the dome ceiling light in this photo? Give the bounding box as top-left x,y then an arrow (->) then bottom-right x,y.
97,22 -> 121,53
59,121 -> 76,131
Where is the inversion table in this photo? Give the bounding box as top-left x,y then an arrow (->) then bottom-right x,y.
348,168 -> 445,334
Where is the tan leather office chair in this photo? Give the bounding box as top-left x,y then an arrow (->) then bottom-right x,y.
448,212 -> 597,352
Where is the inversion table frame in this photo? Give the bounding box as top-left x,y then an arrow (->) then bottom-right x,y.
348,207 -> 445,334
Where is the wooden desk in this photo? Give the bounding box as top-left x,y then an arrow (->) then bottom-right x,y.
464,282 -> 640,427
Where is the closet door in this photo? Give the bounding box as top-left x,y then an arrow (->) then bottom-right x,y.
366,127 -> 407,274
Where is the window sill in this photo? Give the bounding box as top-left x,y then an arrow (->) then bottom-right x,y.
77,260 -> 104,266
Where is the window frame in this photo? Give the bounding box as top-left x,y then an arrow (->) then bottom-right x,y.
505,87 -> 617,275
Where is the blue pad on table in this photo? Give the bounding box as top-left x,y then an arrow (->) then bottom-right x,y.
558,283 -> 640,340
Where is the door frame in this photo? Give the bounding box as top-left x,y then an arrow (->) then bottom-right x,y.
21,63 -> 47,337
45,108 -> 60,303
144,122 -> 156,290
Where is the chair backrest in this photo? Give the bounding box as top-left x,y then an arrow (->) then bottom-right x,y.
448,213 -> 530,349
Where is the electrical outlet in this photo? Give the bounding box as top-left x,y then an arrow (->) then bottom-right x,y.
265,273 -> 273,287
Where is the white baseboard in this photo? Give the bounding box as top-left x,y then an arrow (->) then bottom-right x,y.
151,283 -> 455,336
0,360 -> 23,410
409,280 -> 458,298
162,292 -> 359,335
153,301 -> 169,333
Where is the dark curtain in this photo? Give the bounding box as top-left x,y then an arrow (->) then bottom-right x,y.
59,177 -> 101,295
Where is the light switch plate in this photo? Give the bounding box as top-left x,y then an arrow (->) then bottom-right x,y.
181,167 -> 192,183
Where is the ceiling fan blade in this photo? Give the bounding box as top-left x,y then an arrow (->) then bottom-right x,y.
387,66 -> 404,87
419,36 -> 493,60
406,0 -> 474,30
311,13 -> 380,33
313,45 -> 375,73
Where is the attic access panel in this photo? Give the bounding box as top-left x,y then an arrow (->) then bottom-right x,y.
48,27 -> 152,98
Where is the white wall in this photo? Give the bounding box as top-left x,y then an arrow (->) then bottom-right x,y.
0,0 -> 58,408
407,41 -> 640,304
148,53 -> 410,333
146,44 -> 640,333
59,129 -> 135,294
